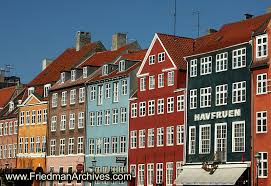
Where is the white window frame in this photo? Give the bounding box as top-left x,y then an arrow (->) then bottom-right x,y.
157,98 -> 164,114
156,163 -> 163,184
105,110 -> 110,125
167,97 -> 174,113
139,129 -> 145,148
119,60 -> 125,72
216,84 -> 228,106
97,85 -> 103,105
78,112 -> 84,128
232,81 -> 246,104
157,127 -> 164,147
232,48 -> 246,69
258,152 -> 268,178
51,116 -> 57,132
148,100 -> 155,116
130,130 -> 137,149
190,59 -> 197,77
166,126 -> 174,146
149,55 -> 155,65
177,95 -> 185,111
83,67 -> 88,78
70,89 -> 76,105
138,164 -> 145,186
147,163 -> 154,186
102,65 -> 108,75
140,77 -> 146,91
69,113 -> 75,130
158,52 -> 165,62
166,162 -> 173,186
257,73 -> 267,95
200,87 -> 211,108
177,125 -> 184,145
199,124 -> 211,154
71,70 -> 76,81
216,52 -> 228,72
79,87 -> 85,103
158,73 -> 164,88
200,56 -> 212,75
148,128 -> 154,147
167,71 -> 174,86
90,86 -> 96,101
131,103 -> 137,118
189,126 -> 196,154
256,34 -> 268,59
121,80 -> 128,95
256,111 -> 267,133
60,114 -> 66,131
149,75 -> 155,90
61,91 -> 67,106
44,84 -> 51,97
120,107 -> 127,123
113,82 -> 119,103
139,102 -> 146,117
190,89 -> 197,109
232,121 -> 245,152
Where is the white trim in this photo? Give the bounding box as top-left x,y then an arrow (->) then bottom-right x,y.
162,67 -> 176,72
16,153 -> 46,158
199,124 -> 211,154
232,121 -> 246,152
85,153 -> 128,157
174,88 -> 186,93
137,73 -> 149,78
18,94 -> 47,107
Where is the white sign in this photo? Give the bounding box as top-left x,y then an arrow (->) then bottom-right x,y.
194,109 -> 241,121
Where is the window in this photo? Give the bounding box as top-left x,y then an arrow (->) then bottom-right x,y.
232,81 -> 246,103
190,89 -> 197,109
19,138 -> 23,153
131,103 -> 137,118
148,128 -> 154,147
112,109 -> 118,124
90,86 -> 96,101
43,109 -> 47,123
61,91 -> 67,106
176,162 -> 183,177
147,164 -> 154,186
36,136 -> 41,153
24,138 -> 29,153
167,71 -> 174,86
79,87 -> 85,103
9,122 -> 12,135
177,125 -> 184,145
258,152 -> 268,178
232,48 -> 246,69
167,97 -> 174,113
30,137 -> 34,153
215,123 -> 227,162
20,111 -> 25,125
256,34 -> 268,58
3,145 -> 6,159
130,165 -> 136,177
71,70 -> 76,81
42,136 -> 46,152
156,163 -> 163,184
149,55 -> 155,65
52,93 -> 58,108
103,137 -> 110,154
13,144 -> 16,158
69,113 -> 75,129
70,89 -> 76,105
37,110 -> 42,124
121,80 -> 128,95
68,138 -> 74,154
112,137 -> 118,153
216,84 -> 228,106
189,126 -> 196,154
157,127 -> 164,146
200,56 -> 212,75
113,82 -> 119,102
59,167 -> 64,183
60,115 -> 66,130
200,87 -> 211,108
158,52 -> 165,62
157,98 -> 164,114
158,73 -> 164,88
83,67 -> 88,78
256,111 -> 267,133
190,59 -> 197,77
26,111 -> 30,125
149,75 -> 155,90
4,123 -> 8,135
130,131 -> 137,149
0,123 -> 2,136
9,101 -> 14,112
28,87 -> 35,96
89,138 -> 95,155
120,107 -> 127,123
50,139 -> 56,155
14,121 -> 17,134
105,110 -> 110,125
120,136 -> 126,153
199,125 -> 211,154
102,65 -> 108,75
140,77 -> 146,91
139,102 -> 146,117
167,126 -> 174,146
77,137 -> 84,154
257,73 -> 267,95
119,60 -> 125,72
60,72 -> 65,83
51,116 -> 57,131
44,84 -> 51,97
0,146 -> 2,159
139,129 -> 145,148
105,83 -> 111,98
97,85 -> 103,105
8,144 -> 12,158
78,112 -> 84,128
97,111 -> 102,126
177,95 -> 185,111
216,52 -> 228,72
89,112 -> 95,126
166,162 -> 173,185
148,100 -> 155,116
232,121 -> 245,152
138,164 -> 145,186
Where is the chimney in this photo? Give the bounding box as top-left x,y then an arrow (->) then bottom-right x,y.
244,13 -> 253,20
267,6 -> 271,13
76,31 -> 91,51
207,28 -> 217,35
42,58 -> 53,71
112,33 -> 127,51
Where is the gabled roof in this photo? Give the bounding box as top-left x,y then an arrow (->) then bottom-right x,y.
0,86 -> 16,109
191,12 -> 271,56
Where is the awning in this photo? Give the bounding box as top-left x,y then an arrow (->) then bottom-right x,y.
174,164 -> 248,185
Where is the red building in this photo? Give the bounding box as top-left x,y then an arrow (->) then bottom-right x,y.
128,33 -> 194,185
251,13 -> 271,186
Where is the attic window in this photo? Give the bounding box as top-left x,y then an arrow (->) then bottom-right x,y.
44,84 -> 51,97
71,70 -> 76,81
83,67 -> 88,78
61,72 -> 65,83
102,65 -> 109,75
9,101 -> 14,112
28,87 -> 35,96
119,60 -> 125,72
158,52 -> 165,62
256,34 -> 268,59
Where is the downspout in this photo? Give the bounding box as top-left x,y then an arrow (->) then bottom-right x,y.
183,56 -> 189,165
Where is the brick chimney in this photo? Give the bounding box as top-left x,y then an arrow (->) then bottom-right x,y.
42,58 -> 53,71
207,28 -> 217,35
112,33 -> 127,51
76,31 -> 91,51
267,6 -> 271,13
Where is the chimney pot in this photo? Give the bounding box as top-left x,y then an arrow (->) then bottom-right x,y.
112,33 -> 127,51
42,58 -> 53,71
76,31 -> 91,51
207,28 -> 217,35
244,13 -> 253,20
267,6 -> 271,13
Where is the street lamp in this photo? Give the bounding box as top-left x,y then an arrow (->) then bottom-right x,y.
255,152 -> 261,186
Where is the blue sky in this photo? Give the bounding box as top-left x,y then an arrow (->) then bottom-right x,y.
0,1 -> 270,83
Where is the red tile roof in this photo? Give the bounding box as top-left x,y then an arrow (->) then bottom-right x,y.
192,13 -> 271,55
0,86 -> 16,108
157,33 -> 194,70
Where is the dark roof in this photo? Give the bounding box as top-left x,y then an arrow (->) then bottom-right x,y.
0,86 -> 16,108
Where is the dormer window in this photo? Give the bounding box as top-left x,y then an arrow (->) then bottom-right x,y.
102,65 -> 109,75
71,70 -> 76,81
83,67 -> 88,78
44,84 -> 51,97
28,87 -> 35,96
61,72 -> 65,83
256,34 -> 268,59
9,101 -> 14,112
119,60 -> 125,72
158,52 -> 165,62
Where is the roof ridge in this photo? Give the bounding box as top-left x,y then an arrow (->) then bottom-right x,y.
156,32 -> 194,40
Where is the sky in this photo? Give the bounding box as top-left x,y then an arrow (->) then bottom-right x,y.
0,0 -> 270,83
